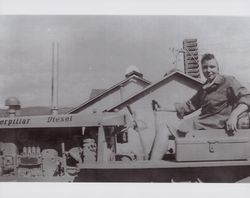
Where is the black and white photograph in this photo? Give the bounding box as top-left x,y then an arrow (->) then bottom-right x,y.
1,0 -> 250,197
1,14 -> 250,183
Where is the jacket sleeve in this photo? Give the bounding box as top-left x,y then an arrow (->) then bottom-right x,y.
229,77 -> 250,108
175,89 -> 202,119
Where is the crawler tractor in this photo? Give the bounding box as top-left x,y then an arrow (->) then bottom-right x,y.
0,103 -> 250,182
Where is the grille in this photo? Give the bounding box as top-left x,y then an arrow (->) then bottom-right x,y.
19,157 -> 41,166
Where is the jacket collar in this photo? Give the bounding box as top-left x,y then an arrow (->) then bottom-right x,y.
203,74 -> 224,90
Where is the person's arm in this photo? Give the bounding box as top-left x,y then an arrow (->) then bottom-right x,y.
226,77 -> 250,131
226,103 -> 248,132
175,89 -> 202,119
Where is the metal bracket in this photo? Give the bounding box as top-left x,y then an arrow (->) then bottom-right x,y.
208,141 -> 218,153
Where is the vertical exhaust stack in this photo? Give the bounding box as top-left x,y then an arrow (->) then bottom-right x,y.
183,39 -> 200,79
51,42 -> 59,115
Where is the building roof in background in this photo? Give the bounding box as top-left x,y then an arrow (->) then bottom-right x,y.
89,89 -> 106,100
106,70 -> 202,112
67,73 -> 151,114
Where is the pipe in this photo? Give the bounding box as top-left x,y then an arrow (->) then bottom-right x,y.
51,41 -> 59,115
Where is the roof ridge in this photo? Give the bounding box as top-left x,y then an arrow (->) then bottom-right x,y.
67,75 -> 151,114
106,71 -> 202,112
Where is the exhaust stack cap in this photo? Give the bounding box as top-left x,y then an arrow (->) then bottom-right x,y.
5,97 -> 21,107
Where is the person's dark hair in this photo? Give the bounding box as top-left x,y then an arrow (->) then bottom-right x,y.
201,53 -> 215,64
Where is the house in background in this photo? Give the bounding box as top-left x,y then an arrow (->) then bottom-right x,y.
105,70 -> 202,157
67,66 -> 151,114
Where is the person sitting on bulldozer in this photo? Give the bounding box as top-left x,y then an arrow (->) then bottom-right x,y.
150,53 -> 250,160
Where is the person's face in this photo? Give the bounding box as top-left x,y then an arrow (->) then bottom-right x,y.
202,58 -> 219,82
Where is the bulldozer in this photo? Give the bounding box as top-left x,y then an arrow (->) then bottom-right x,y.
0,100 -> 250,183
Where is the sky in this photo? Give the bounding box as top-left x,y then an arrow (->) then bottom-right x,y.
1,15 -> 250,108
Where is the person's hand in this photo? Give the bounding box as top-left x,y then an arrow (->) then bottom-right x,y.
226,113 -> 238,132
152,100 -> 161,111
226,104 -> 248,132
174,103 -> 184,119
176,111 -> 184,120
